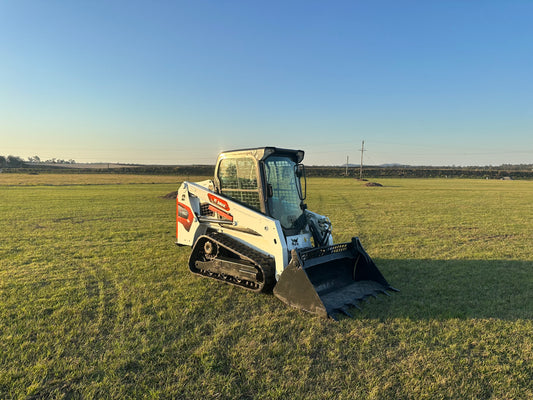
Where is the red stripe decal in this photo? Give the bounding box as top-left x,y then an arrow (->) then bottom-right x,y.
208,204 -> 234,222
177,201 -> 194,232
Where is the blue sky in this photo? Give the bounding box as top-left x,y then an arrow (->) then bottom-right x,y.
1,1 -> 532,166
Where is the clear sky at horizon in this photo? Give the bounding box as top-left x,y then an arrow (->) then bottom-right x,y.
1,1 -> 532,166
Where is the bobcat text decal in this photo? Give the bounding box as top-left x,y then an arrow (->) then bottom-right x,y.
208,193 -> 230,211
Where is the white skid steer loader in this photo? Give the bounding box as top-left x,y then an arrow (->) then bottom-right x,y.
176,147 -> 397,319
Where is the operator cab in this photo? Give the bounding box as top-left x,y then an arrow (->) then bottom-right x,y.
214,147 -> 307,235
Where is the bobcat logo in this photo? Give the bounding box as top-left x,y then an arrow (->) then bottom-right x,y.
291,238 -> 299,246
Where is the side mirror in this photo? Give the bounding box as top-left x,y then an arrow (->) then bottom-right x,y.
295,164 -> 304,178
294,163 -> 306,200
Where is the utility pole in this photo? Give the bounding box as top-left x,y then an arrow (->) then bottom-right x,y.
346,155 -> 349,176
359,140 -> 365,180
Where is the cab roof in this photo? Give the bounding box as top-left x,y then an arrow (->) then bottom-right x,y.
217,146 -> 304,163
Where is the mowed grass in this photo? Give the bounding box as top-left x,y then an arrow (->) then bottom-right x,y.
0,173 -> 200,186
1,175 -> 532,399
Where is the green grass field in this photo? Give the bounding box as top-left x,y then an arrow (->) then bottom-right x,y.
1,174 -> 532,399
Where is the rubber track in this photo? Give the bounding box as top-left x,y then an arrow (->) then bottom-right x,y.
189,231 -> 276,293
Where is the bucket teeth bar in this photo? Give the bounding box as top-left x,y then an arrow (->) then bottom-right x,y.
273,237 -> 397,319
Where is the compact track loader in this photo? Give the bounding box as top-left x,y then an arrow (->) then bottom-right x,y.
176,147 -> 397,319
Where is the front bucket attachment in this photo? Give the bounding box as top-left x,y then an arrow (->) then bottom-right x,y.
273,237 -> 398,319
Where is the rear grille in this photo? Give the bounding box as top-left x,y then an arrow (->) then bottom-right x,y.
200,203 -> 214,216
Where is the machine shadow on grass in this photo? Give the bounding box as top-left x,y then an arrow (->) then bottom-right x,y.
183,257 -> 532,322
365,258 -> 533,321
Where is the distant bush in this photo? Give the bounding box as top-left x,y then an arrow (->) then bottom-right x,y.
0,155 -> 25,168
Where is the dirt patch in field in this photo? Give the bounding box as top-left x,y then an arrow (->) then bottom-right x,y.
161,191 -> 178,199
365,182 -> 383,187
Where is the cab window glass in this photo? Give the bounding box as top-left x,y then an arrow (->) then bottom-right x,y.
265,156 -> 303,230
218,158 -> 261,211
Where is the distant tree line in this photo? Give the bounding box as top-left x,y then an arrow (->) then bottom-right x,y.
0,155 -> 76,168
2,154 -> 532,179
306,165 -> 533,179
0,155 -> 26,168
